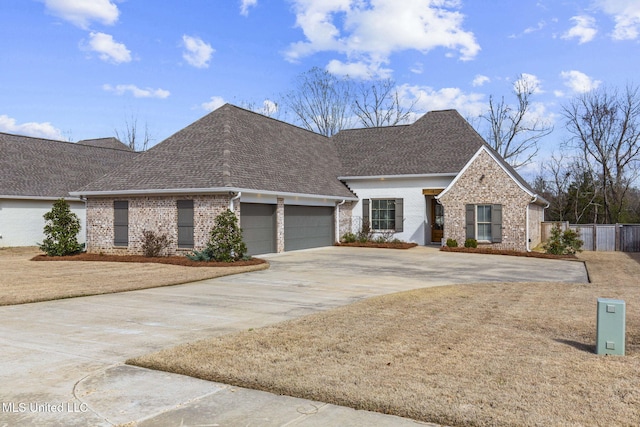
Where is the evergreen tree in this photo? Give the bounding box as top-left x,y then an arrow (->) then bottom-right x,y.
40,198 -> 82,256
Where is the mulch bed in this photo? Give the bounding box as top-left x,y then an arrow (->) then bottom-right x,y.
440,245 -> 577,259
31,253 -> 267,267
335,242 -> 418,249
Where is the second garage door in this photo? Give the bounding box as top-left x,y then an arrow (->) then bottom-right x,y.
284,205 -> 334,251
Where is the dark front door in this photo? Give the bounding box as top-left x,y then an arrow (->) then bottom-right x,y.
431,201 -> 444,243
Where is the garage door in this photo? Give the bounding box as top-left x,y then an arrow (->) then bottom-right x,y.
284,205 -> 334,251
241,203 -> 276,255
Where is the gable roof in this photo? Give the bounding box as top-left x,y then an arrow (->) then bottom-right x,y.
74,104 -> 356,200
333,110 -> 486,177
77,137 -> 132,151
0,132 -> 138,199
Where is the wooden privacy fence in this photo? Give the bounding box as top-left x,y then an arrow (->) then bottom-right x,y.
541,222 -> 640,252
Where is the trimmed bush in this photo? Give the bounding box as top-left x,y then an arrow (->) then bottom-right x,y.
141,230 -> 171,257
341,232 -> 357,243
543,224 -> 583,255
39,198 -> 82,256
464,238 -> 478,248
446,238 -> 458,248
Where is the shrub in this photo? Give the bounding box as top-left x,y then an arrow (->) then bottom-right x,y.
39,198 -> 83,256
141,230 -> 171,257
341,232 -> 357,243
185,249 -> 212,262
206,209 -> 247,262
543,224 -> 583,255
446,238 -> 458,248
356,220 -> 373,243
464,238 -> 478,248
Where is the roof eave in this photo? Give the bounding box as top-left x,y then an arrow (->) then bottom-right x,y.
339,173 -> 458,180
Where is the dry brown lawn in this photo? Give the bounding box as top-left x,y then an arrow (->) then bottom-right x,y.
128,251 -> 640,427
0,247 -> 268,306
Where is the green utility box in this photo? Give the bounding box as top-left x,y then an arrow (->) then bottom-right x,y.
596,298 -> 626,355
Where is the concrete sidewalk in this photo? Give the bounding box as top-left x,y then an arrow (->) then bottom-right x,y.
0,246 -> 588,426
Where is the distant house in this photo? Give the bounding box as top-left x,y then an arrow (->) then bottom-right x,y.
0,133 -> 136,247
70,104 -> 548,255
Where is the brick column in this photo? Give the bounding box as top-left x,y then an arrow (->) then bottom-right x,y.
276,198 -> 285,253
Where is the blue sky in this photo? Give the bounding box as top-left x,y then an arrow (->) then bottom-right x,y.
2,0 -> 639,175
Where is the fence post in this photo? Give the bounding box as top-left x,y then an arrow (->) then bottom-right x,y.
615,224 -> 620,252
592,224 -> 597,251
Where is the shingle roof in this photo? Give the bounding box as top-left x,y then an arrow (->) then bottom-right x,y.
77,104 -> 356,199
333,109 -> 486,176
0,132 -> 137,198
77,137 -> 132,151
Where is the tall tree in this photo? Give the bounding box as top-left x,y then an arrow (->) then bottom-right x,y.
115,114 -> 153,152
481,74 -> 553,169
352,78 -> 416,127
282,67 -> 353,137
562,84 -> 640,223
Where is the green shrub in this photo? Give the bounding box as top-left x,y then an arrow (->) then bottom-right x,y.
341,232 -> 357,243
464,238 -> 478,248
39,198 -> 82,256
206,209 -> 247,262
446,238 -> 458,248
141,230 -> 171,257
185,249 -> 212,262
543,224 -> 583,255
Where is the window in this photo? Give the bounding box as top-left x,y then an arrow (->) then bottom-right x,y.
476,205 -> 492,241
466,204 -> 502,243
363,198 -> 404,232
113,201 -> 128,246
177,200 -> 194,248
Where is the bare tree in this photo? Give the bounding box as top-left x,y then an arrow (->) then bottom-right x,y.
562,84 -> 640,223
115,114 -> 153,152
481,75 -> 553,169
282,67 -> 353,137
352,78 -> 416,127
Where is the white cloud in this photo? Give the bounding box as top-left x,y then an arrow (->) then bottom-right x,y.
397,84 -> 487,120
285,0 -> 480,78
559,70 -> 602,94
472,74 -> 490,87
182,35 -> 214,68
103,84 -> 170,99
202,96 -> 226,112
43,0 -> 119,29
86,32 -> 131,63
0,115 -> 64,140
514,73 -> 543,94
596,0 -> 640,40
326,59 -> 392,79
562,15 -> 597,44
240,0 -> 258,16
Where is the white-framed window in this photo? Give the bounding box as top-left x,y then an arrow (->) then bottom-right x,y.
476,205 -> 492,241
362,198 -> 404,232
466,204 -> 502,243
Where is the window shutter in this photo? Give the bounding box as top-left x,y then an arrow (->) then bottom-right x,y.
491,204 -> 502,243
394,199 -> 403,232
465,204 -> 475,240
362,199 -> 370,227
114,201 -> 129,246
177,200 -> 194,248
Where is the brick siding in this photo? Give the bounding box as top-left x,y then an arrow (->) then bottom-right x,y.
438,149 -> 540,251
86,195 -> 231,255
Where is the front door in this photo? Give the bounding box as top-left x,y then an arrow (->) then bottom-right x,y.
430,200 -> 444,243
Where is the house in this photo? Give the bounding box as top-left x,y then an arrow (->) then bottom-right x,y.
70,104 -> 548,255
0,133 -> 136,247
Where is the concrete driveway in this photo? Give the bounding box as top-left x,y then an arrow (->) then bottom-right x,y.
0,246 -> 588,426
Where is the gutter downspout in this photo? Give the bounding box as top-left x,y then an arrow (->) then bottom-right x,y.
229,191 -> 241,212
336,200 -> 346,243
526,195 -> 538,252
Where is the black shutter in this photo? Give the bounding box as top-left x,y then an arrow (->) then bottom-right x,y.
114,201 -> 128,246
465,204 -> 475,240
491,204 -> 502,243
362,199 -> 370,227
394,199 -> 403,232
177,200 -> 194,248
